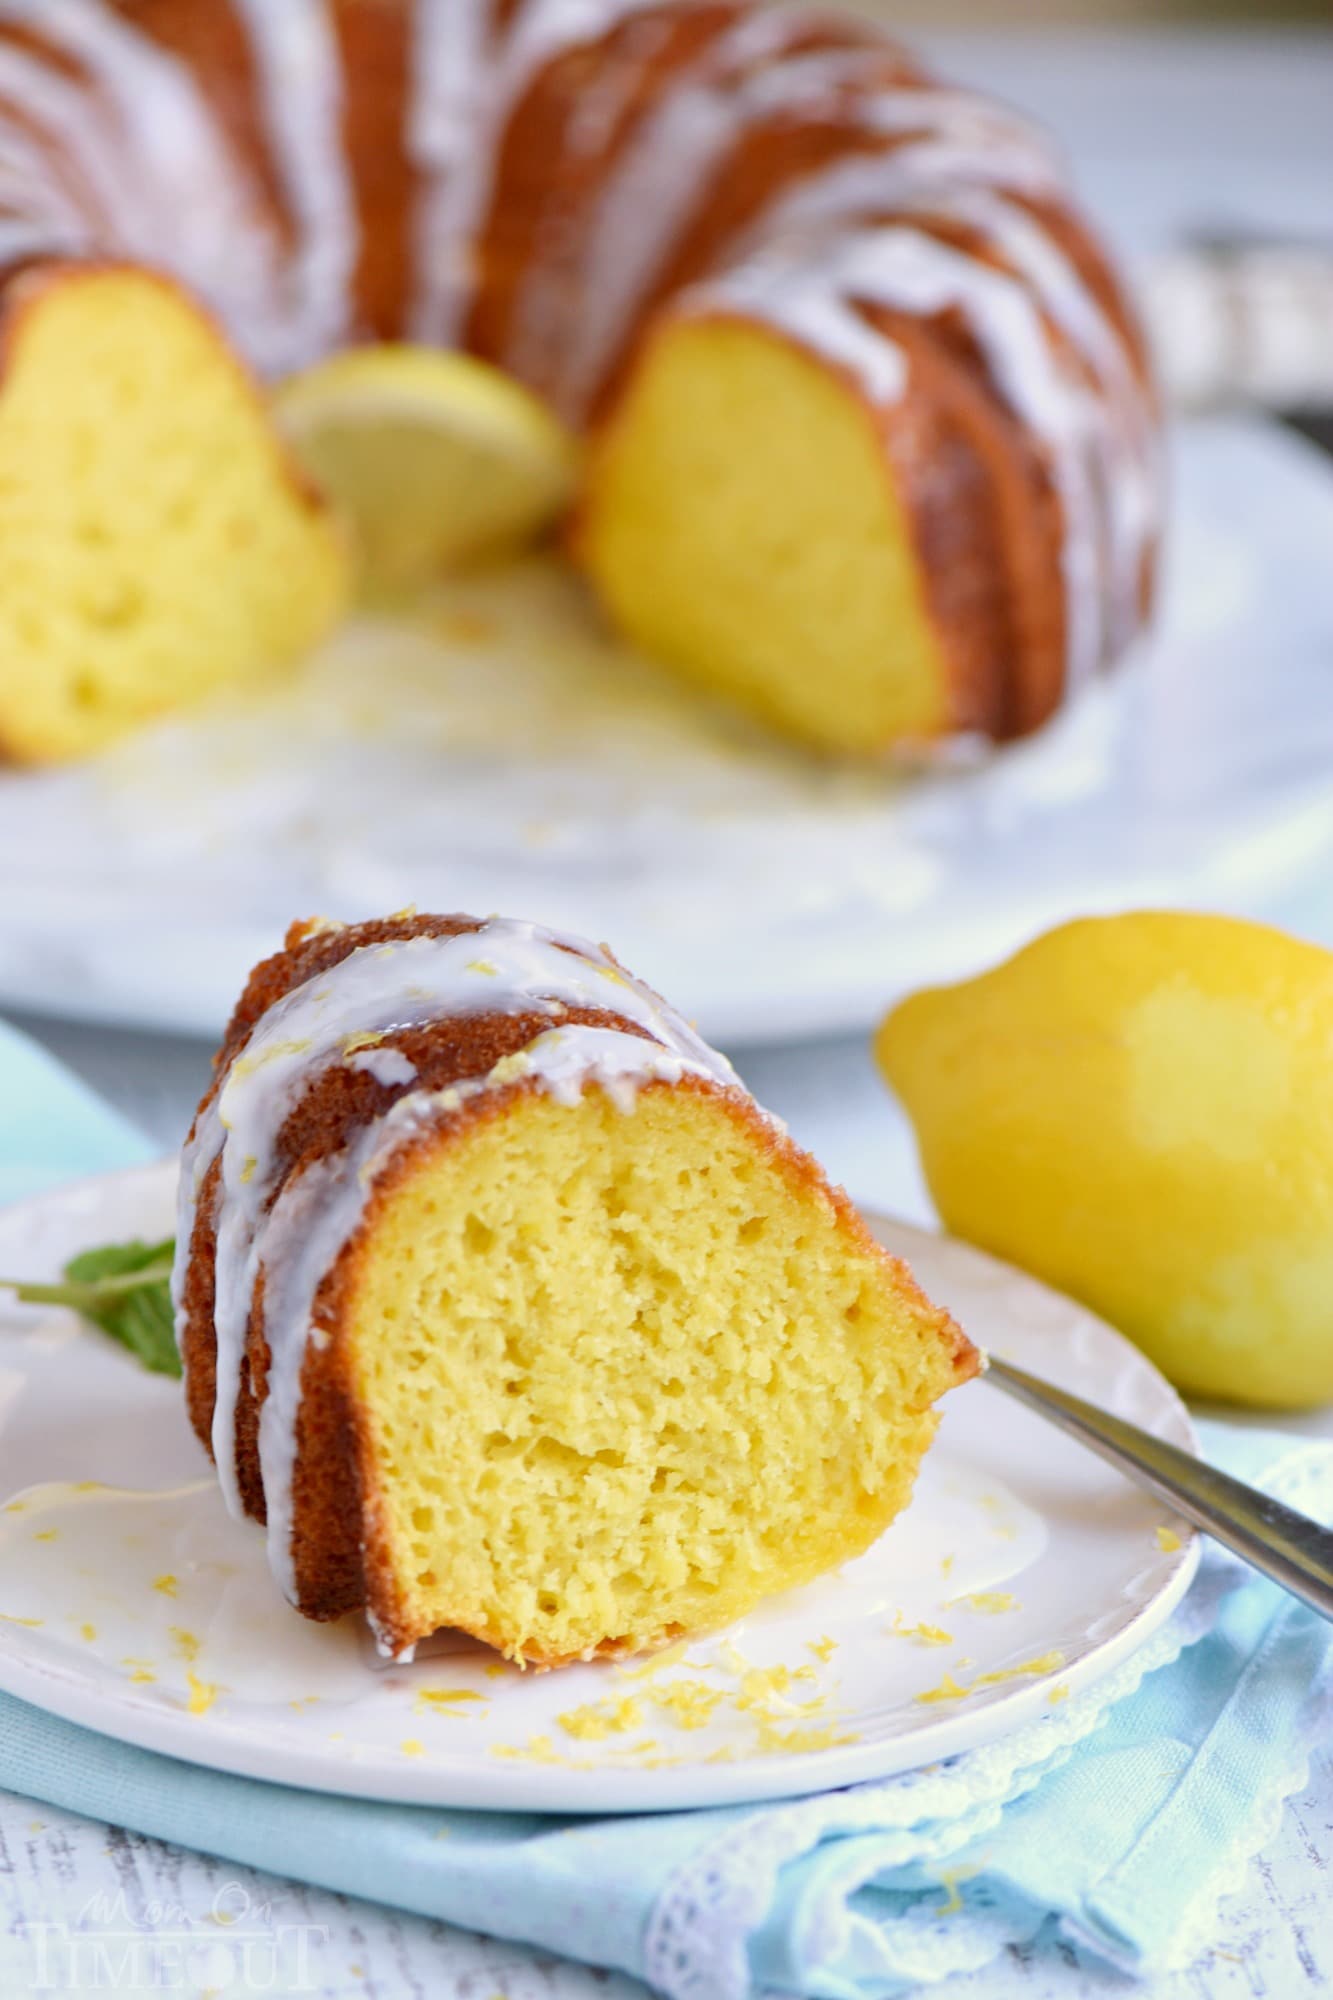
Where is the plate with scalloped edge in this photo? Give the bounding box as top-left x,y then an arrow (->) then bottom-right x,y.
0,1160 -> 1200,1813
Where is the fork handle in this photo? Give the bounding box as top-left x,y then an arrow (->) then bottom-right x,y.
985,1356 -> 1333,1622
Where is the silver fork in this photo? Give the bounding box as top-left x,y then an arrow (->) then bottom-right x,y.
985,1356 -> 1333,1622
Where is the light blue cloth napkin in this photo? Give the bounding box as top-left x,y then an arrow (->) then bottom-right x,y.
1,1014 -> 1331,1999
0,1016 -> 156,1204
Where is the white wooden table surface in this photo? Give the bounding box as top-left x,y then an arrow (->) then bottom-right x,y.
3,24 -> 1333,2000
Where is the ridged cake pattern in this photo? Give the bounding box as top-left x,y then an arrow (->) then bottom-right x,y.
0,0 -> 1157,729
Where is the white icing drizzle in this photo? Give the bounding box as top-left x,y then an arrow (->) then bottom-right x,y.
759,167 -> 1158,660
346,1045 -> 418,1087
407,0 -> 492,345
681,222 -> 1112,687
410,0 -> 668,347
0,0 -> 1156,701
0,125 -> 99,237
0,216 -> 87,267
557,54 -> 1059,413
500,8 -> 687,392
231,0 -> 357,370
171,917 -> 741,1621
851,86 -> 1061,169
0,0 -> 284,366
0,40 -> 155,249
551,15 -> 853,414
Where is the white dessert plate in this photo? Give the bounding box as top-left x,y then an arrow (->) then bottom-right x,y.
0,416 -> 1331,1049
0,1160 -> 1199,1813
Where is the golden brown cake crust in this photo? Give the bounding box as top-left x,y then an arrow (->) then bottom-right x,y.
178,911 -> 978,1660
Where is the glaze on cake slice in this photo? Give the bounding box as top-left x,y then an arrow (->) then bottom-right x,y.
174,911 -> 978,1664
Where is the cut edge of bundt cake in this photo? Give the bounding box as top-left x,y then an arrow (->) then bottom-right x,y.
324,1075 -> 972,1663
174,911 -> 979,1665
0,262 -> 349,764
577,313 -> 958,754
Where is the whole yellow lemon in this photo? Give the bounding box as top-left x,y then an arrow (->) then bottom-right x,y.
877,912 -> 1333,1409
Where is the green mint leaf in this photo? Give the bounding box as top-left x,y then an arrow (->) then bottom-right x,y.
1,1236 -> 181,1378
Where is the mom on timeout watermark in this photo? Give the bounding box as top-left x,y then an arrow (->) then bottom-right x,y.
22,1881 -> 328,1991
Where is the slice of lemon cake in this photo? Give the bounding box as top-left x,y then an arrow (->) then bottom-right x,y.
0,266 -> 347,763
174,910 -> 977,1664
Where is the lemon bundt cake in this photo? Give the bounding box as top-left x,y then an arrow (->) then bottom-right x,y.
0,0 -> 1158,762
173,911 -> 978,1664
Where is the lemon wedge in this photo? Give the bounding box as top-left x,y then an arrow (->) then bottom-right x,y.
273,346 -> 579,591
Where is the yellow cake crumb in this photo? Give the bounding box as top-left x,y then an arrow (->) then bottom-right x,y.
169,1626 -> 201,1663
1049,1683 -> 1071,1704
736,1663 -> 816,1704
934,1864 -> 981,1917
1156,1525 -> 1182,1553
152,1574 -> 179,1598
0,1613 -> 43,1627
979,1496 -> 1018,1541
919,1651 -> 1066,1704
416,1687 -> 487,1715
807,1635 -> 838,1663
186,1670 -> 218,1716
958,1591 -> 1019,1615
625,1642 -> 694,1681
915,1672 -> 972,1706
343,1030 -> 387,1055
754,1721 -> 859,1754
231,1038 -> 312,1081
33,1529 -> 58,1543
78,1622 -> 96,1642
491,1734 -> 563,1765
974,1651 -> 1065,1687
557,1695 -> 643,1741
892,1611 -> 954,1646
645,1679 -> 726,1731
487,1050 -> 535,1085
400,1738 -> 425,1758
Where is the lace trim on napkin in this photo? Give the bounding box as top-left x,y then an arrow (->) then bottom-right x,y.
1066,1445 -> 1333,1979
645,1445 -> 1333,2000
